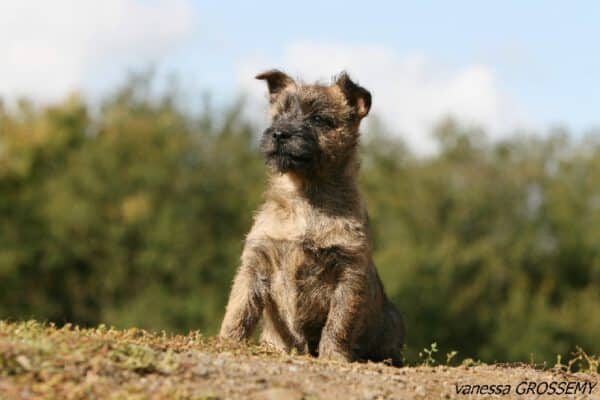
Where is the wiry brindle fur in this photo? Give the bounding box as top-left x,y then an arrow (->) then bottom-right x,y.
219,69 -> 405,366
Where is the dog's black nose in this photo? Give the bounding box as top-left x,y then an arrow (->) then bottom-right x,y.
272,130 -> 291,140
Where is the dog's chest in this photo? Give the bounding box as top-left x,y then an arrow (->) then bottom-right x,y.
267,238 -> 343,337
269,238 -> 342,297
248,200 -> 367,335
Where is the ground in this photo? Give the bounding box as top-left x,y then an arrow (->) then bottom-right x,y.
0,321 -> 598,399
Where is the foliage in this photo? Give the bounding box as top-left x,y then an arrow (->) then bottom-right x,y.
1,78 -> 599,364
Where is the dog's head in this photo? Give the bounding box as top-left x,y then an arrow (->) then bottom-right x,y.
256,69 -> 371,177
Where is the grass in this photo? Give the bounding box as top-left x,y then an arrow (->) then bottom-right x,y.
0,320 -> 279,399
0,320 -> 598,399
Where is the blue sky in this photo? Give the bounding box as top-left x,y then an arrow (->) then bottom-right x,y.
1,0 -> 598,152
195,0 -> 599,130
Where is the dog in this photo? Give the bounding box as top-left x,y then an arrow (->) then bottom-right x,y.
219,69 -> 404,366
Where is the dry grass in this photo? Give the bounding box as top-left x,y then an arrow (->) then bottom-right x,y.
0,321 -> 598,399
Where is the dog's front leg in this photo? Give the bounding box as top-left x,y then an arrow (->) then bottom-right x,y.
219,254 -> 265,341
319,266 -> 367,362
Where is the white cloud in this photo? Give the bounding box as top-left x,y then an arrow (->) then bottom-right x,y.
0,0 -> 194,101
237,42 -> 530,154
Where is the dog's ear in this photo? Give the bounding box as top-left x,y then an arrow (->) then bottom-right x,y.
335,72 -> 371,119
256,69 -> 295,102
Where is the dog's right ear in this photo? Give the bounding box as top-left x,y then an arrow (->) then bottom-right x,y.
255,69 -> 294,102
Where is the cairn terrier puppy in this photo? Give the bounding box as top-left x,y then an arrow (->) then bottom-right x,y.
219,69 -> 404,366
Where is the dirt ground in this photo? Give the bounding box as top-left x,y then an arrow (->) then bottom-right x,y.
0,321 -> 598,399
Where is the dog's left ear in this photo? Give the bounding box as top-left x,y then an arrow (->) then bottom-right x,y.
256,69 -> 295,103
335,72 -> 371,119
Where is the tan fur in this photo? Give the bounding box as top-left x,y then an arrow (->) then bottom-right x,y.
219,70 -> 404,365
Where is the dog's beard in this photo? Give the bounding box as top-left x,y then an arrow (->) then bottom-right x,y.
264,148 -> 314,173
268,153 -> 312,173
261,132 -> 319,174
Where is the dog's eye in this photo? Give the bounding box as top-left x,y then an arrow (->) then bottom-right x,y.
309,114 -> 335,128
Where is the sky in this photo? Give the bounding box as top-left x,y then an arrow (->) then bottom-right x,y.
1,0 -> 598,153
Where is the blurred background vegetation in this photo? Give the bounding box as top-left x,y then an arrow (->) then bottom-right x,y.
1,76 -> 598,365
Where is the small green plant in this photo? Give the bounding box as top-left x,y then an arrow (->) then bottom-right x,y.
567,347 -> 600,374
445,350 -> 458,365
460,358 -> 483,367
418,342 -> 438,366
554,354 -> 565,371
